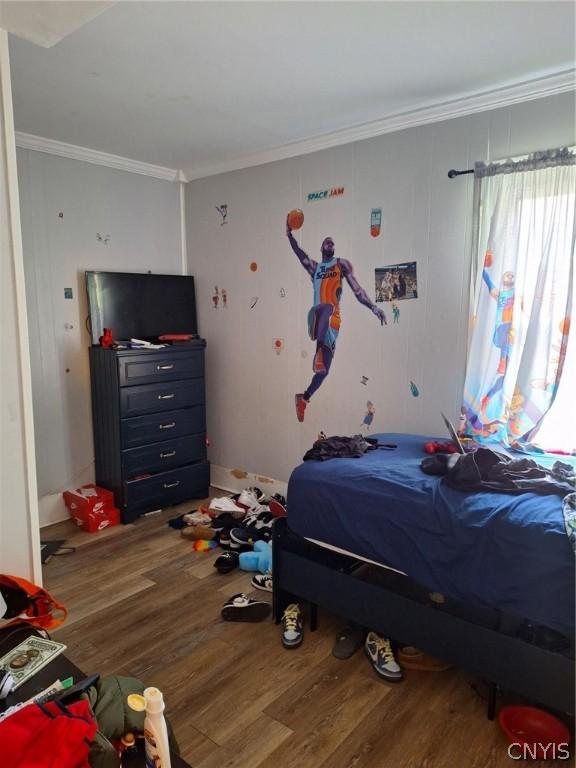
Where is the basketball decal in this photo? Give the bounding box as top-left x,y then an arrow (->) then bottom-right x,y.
287,208 -> 304,231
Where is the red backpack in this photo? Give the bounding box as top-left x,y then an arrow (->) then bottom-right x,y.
0,575 -> 67,631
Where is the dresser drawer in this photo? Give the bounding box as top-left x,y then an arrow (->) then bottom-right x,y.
122,434 -> 206,478
118,351 -> 204,386
120,379 -> 204,417
120,407 -> 205,448
124,463 -> 210,512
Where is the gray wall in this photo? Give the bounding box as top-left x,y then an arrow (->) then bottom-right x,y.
186,92 -> 575,486
1,31 -> 40,580
17,150 -> 182,525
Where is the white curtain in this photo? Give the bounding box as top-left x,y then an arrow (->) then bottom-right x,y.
462,148 -> 576,450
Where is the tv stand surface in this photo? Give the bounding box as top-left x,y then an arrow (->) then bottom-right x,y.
89,342 -> 209,523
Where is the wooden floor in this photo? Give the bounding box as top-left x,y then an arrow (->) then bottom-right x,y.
42,502 -> 562,768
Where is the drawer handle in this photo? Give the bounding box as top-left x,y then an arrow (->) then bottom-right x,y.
163,481 -> 180,489
159,422 -> 176,430
158,393 -> 175,400
160,450 -> 176,459
157,364 -> 174,371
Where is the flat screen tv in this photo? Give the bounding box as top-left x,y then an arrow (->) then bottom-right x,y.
86,271 -> 198,345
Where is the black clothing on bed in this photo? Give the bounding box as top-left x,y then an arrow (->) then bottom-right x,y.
303,435 -> 378,461
421,447 -> 574,496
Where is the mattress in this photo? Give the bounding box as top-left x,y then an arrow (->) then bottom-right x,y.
287,433 -> 575,637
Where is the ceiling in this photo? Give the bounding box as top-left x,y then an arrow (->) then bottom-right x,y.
8,1 -> 576,180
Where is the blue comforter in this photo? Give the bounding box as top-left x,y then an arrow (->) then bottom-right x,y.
287,433 -> 575,637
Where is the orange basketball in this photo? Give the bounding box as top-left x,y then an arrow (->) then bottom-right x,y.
287,208 -> 304,231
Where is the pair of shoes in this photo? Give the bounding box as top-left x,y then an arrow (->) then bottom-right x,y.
332,624 -> 365,660
221,593 -> 271,622
214,551 -> 239,574
364,632 -> 403,683
281,603 -> 303,649
251,573 -> 272,592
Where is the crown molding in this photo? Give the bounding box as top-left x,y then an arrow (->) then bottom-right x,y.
15,131 -> 182,182
184,68 -> 576,182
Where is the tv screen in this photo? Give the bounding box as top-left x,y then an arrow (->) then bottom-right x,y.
86,271 -> 197,344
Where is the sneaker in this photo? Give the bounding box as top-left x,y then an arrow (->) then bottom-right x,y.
332,624 -> 365,660
269,498 -> 287,519
214,551 -> 239,574
218,529 -> 232,549
364,632 -> 403,683
211,512 -> 237,533
313,348 -> 326,374
244,510 -> 274,539
295,394 -> 307,423
221,593 -> 271,622
251,573 -> 273,592
209,497 -> 247,519
237,488 -> 267,513
230,527 -> 264,547
281,603 -> 303,648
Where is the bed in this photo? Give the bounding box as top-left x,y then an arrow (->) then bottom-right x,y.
272,433 -> 575,716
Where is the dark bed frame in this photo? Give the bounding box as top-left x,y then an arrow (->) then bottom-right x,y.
272,518 -> 575,719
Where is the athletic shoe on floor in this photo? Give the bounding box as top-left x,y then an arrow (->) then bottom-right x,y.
181,525 -> 215,540
269,498 -> 287,518
230,527 -> 265,547
218,529 -> 232,549
237,488 -> 267,513
210,512 -> 237,533
251,573 -> 273,592
281,603 -> 303,649
214,551 -> 240,574
295,394 -> 307,423
209,496 -> 247,519
364,632 -> 403,683
221,593 -> 271,622
244,510 -> 274,540
332,624 -> 366,660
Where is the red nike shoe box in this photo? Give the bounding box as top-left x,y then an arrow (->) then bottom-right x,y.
70,505 -> 121,533
63,484 -> 120,532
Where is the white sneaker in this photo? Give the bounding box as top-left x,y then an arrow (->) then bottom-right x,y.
251,573 -> 273,592
237,488 -> 266,513
208,497 -> 246,518
364,632 -> 403,683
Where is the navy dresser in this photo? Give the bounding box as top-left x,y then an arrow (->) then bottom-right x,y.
89,341 -> 209,523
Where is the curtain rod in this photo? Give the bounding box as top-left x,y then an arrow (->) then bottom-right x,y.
447,168 -> 474,179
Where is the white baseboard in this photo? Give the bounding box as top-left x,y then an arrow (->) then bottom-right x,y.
210,464 -> 287,498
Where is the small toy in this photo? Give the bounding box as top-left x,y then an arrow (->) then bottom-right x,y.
192,540 -> 218,552
99,328 -> 114,348
239,541 -> 272,573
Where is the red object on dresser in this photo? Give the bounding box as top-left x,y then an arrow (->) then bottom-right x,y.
62,484 -> 120,533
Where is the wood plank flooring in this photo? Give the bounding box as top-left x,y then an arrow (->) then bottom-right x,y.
42,502 -> 565,767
